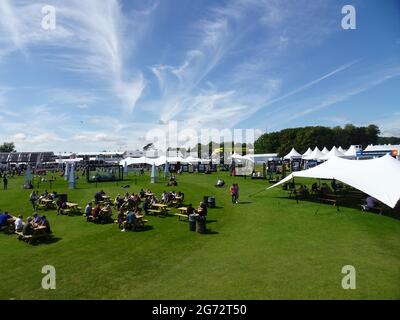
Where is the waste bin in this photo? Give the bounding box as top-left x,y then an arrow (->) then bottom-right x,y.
196,216 -> 206,234
188,214 -> 196,232
208,196 -> 216,208
203,196 -> 210,207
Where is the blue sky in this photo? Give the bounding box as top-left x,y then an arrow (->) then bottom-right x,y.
0,0 -> 399,152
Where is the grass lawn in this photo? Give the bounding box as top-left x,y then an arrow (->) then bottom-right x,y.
1,171 -> 399,300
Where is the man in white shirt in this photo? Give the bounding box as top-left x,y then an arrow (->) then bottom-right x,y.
14,215 -> 23,232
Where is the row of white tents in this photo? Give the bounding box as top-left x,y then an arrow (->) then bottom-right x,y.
284,146 -> 359,161
269,154 -> 400,209
119,153 -> 256,167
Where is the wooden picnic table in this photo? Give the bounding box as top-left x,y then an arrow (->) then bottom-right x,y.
16,225 -> 48,244
148,203 -> 168,216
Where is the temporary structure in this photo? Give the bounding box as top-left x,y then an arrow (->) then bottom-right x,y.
302,148 -> 312,159
319,146 -> 344,161
268,154 -> 400,208
343,145 -> 358,158
321,147 -> 330,155
150,163 -> 157,183
283,148 -> 302,160
25,164 -> 31,182
68,164 -> 76,189
164,161 -> 170,178
338,146 -> 346,153
303,147 -> 324,160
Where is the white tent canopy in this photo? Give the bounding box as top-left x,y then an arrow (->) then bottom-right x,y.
338,146 -> 346,153
319,146 -> 344,161
302,148 -> 312,158
321,147 -> 330,155
344,145 -> 358,158
303,147 -> 324,160
284,148 -> 302,160
269,154 -> 400,208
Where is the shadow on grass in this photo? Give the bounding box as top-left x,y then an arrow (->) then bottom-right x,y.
203,230 -> 219,235
237,201 -> 252,205
206,219 -> 218,224
274,195 -> 400,220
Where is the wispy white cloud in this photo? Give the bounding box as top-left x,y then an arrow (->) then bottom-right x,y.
0,0 -> 157,113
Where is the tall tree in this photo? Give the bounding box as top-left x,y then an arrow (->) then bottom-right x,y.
0,142 -> 16,153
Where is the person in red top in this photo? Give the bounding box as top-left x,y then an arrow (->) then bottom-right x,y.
92,204 -> 101,220
230,184 -> 237,204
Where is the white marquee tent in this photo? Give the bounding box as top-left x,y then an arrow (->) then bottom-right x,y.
268,154 -> 400,208
302,148 -> 312,158
319,146 -> 344,161
343,145 -> 358,158
303,147 -> 324,160
284,148 -> 302,160
321,147 -> 330,155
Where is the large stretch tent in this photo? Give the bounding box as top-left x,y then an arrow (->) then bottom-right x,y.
268,154 -> 400,208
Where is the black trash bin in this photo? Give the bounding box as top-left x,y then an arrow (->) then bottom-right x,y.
208,196 -> 216,208
188,214 -> 196,232
196,216 -> 206,234
203,196 -> 210,207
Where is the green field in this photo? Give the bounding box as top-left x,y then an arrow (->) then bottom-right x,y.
1,172 -> 399,300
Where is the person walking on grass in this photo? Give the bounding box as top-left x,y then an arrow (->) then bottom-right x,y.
235,183 -> 240,204
230,184 -> 237,204
29,190 -> 38,211
3,175 -> 8,190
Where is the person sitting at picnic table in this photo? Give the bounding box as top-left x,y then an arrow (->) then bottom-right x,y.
177,191 -> 184,202
0,212 -> 12,228
320,183 -> 332,196
57,200 -> 67,215
299,185 -> 309,197
102,204 -> 113,217
14,215 -> 23,232
117,210 -> 126,229
84,202 -> 92,219
92,204 -> 101,220
161,191 -> 168,204
139,189 -> 145,198
40,216 -> 52,234
32,213 -> 43,227
114,194 -> 123,210
142,198 -> 149,215
187,204 -> 194,217
196,202 -> 208,217
311,183 -> 319,195
94,191 -> 103,204
49,191 -> 58,200
22,217 -> 34,236
121,210 -> 136,232
362,196 -> 377,211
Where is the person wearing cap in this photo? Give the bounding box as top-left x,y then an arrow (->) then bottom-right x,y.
22,217 -> 34,236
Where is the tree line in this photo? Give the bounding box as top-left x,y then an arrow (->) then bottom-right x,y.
254,124 -> 388,157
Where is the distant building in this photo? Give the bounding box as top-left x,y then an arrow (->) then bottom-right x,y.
359,144 -> 400,159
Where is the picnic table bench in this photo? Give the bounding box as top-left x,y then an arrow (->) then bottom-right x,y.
148,204 -> 168,216
174,213 -> 188,221
318,194 -> 338,206
37,199 -> 56,210
16,226 -> 48,244
60,202 -> 82,215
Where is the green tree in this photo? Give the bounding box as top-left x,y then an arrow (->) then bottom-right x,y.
0,142 -> 16,153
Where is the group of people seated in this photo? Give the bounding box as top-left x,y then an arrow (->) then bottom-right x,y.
84,201 -> 113,224
0,211 -> 51,235
38,190 -> 58,201
167,176 -> 178,186
161,190 -> 184,205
